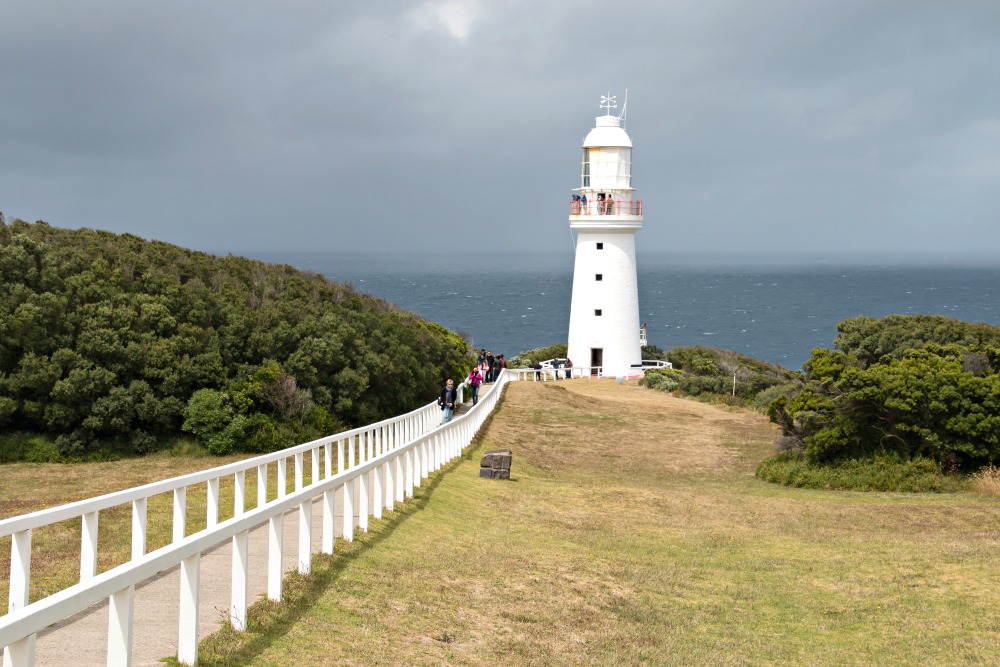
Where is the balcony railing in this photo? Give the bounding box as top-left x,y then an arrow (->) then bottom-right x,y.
570,199 -> 642,216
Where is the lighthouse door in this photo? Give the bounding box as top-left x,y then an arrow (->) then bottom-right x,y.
590,348 -> 603,376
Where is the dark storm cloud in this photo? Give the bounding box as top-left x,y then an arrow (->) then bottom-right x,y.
1,1 -> 998,260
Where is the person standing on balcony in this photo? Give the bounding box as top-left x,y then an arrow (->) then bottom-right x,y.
439,379 -> 457,424
572,193 -> 581,214
467,367 -> 483,405
580,193 -> 587,215
606,194 -> 614,215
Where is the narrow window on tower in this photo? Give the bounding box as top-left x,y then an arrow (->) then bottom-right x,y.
595,274 -> 603,281
582,148 -> 591,187
596,242 -> 604,250
594,309 -> 603,316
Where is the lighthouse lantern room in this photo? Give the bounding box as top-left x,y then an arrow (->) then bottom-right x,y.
566,94 -> 644,378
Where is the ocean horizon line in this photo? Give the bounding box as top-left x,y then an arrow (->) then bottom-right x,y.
248,250 -> 1000,275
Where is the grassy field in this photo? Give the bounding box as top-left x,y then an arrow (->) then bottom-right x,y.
5,381 -> 1000,665
188,380 -> 1000,666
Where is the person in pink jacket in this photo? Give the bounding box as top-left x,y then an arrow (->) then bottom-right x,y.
467,366 -> 483,406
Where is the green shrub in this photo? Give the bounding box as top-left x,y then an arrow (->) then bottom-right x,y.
641,344 -> 667,361
678,375 -> 727,396
639,368 -> 681,392
770,317 -> 1000,469
508,343 -> 568,369
752,383 -> 796,412
23,437 -> 61,463
0,432 -> 62,463
755,451 -> 966,493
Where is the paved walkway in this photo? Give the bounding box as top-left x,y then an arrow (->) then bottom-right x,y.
30,382 -> 498,666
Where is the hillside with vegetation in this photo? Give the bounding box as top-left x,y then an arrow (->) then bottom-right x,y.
637,317 -> 1000,491
0,217 -> 470,460
639,344 -> 799,411
761,314 -> 1000,483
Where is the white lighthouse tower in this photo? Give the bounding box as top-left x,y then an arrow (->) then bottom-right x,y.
567,94 -> 643,378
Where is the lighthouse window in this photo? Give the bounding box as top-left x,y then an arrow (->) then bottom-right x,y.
596,242 -> 604,250
594,309 -> 603,316
595,274 -> 603,281
583,148 -> 591,187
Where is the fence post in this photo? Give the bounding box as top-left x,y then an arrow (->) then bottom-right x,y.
177,553 -> 201,666
405,448 -> 415,495
268,458 -> 287,601
107,585 -> 134,666
322,487 -> 335,554
231,470 -> 248,631
106,495 -> 147,663
207,477 -> 220,528
341,480 -> 354,542
395,453 -> 405,504
257,463 -> 268,509
4,529 -> 35,667
357,471 -> 369,533
295,452 -> 311,574
383,460 -> 393,512
80,510 -> 98,582
173,488 -> 186,543
372,466 -> 383,520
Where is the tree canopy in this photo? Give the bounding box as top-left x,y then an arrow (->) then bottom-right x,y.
0,218 -> 471,457
768,314 -> 1000,468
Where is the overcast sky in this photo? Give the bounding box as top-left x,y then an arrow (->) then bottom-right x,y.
2,1 -> 998,262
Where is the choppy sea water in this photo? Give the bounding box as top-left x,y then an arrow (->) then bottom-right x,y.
254,252 -> 1000,371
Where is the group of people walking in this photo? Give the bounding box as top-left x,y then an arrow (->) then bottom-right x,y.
438,349 -> 507,424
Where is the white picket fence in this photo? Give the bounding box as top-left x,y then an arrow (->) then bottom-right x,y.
1,371 -> 512,666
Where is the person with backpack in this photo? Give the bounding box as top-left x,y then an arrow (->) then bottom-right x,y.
438,379 -> 457,424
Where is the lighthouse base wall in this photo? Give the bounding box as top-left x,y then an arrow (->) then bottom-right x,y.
566,229 -> 642,378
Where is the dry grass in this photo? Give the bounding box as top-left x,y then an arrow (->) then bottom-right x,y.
971,465 -> 1000,497
6,382 -> 1000,665
187,380 -> 1000,666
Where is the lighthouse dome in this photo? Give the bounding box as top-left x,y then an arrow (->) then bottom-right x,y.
583,114 -> 632,148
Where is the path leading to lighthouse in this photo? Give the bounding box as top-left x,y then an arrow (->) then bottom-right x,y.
190,381 -> 1000,666
5,383 -> 495,667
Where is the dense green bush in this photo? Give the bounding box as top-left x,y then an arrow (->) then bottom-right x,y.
756,451 -> 965,493
641,344 -> 667,361
678,374 -> 728,395
0,218 -> 472,458
767,315 -> 1000,470
639,368 -> 680,392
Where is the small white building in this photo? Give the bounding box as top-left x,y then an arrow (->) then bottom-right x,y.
566,95 -> 644,377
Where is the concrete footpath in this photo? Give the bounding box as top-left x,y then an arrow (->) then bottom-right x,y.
30,382 -> 494,666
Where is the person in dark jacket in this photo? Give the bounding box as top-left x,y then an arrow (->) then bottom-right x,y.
438,379 -> 457,424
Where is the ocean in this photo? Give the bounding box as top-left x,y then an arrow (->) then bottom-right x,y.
253,252 -> 1000,371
